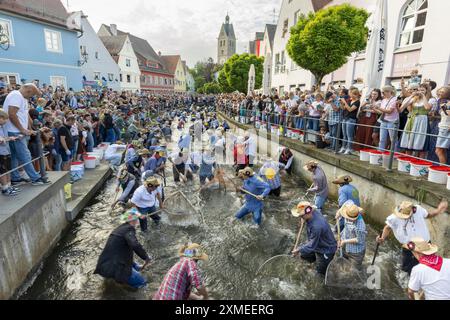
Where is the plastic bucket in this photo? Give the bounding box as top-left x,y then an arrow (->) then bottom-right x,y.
271,125 -> 279,134
398,157 -> 412,173
86,153 -> 100,166
409,160 -> 433,177
447,174 -> 450,190
70,163 -> 84,181
369,151 -> 383,166
428,166 -> 450,184
360,149 -> 373,162
84,156 -> 97,169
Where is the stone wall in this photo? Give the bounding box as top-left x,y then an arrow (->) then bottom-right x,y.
219,112 -> 450,256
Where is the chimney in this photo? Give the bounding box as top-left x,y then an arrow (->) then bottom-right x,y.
110,24 -> 118,36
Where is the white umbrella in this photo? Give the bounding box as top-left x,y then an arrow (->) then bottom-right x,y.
362,0 -> 387,99
247,64 -> 255,95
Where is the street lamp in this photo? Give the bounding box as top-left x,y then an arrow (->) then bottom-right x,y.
78,47 -> 88,66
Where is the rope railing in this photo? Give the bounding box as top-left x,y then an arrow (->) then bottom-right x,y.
217,104 -> 450,172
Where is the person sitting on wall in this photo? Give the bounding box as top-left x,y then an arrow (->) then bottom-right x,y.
278,147 -> 294,175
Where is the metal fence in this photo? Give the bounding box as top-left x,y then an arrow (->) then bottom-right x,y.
219,104 -> 450,172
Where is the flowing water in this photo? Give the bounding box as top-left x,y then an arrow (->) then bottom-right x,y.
19,124 -> 408,300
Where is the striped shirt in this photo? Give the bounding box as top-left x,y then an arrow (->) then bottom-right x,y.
259,162 -> 282,190
328,101 -> 342,126
341,216 -> 367,254
153,258 -> 203,300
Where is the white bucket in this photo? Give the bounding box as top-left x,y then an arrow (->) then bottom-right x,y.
84,156 -> 97,169
398,157 -> 412,173
428,166 -> 450,184
369,151 -> 383,166
447,174 -> 450,190
93,148 -> 104,159
360,150 -> 372,162
87,153 -> 100,166
271,125 -> 279,134
410,160 -> 432,177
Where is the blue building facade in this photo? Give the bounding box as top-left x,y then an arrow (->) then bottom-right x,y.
0,7 -> 82,90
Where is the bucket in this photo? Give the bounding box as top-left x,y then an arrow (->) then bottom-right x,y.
84,156 -> 97,169
447,174 -> 450,190
409,160 -> 433,177
369,151 -> 383,166
428,166 -> 450,184
360,149 -> 373,162
64,183 -> 72,200
398,157 -> 412,173
255,121 -> 261,129
271,125 -> 279,134
86,153 -> 100,166
70,163 -> 84,182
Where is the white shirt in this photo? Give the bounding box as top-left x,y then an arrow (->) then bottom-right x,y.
105,144 -> 125,159
245,136 -> 257,156
131,185 -> 158,208
3,90 -> 29,133
409,259 -> 450,300
188,151 -> 202,165
385,205 -> 430,245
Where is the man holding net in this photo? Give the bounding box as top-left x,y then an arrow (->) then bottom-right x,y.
291,201 -> 337,277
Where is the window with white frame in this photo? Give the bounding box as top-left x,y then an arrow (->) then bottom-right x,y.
294,10 -> 301,26
108,73 -> 114,81
398,0 -> 428,48
94,72 -> 100,80
0,73 -> 19,86
275,53 -> 280,74
45,29 -> 62,53
126,59 -> 131,67
0,18 -> 15,46
50,76 -> 66,89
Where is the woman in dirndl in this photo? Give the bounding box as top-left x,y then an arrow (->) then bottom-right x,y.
400,83 -> 432,159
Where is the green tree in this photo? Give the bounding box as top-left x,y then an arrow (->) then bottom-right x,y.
191,57 -> 221,92
202,82 -> 222,94
218,53 -> 264,93
287,4 -> 369,87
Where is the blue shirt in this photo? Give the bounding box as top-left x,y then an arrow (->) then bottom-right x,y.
338,184 -> 360,208
299,211 -> 337,256
144,156 -> 165,172
199,158 -> 215,177
242,176 -> 271,208
178,134 -> 191,150
341,215 -> 366,254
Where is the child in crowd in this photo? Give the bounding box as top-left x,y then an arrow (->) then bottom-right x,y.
0,110 -> 21,196
409,69 -> 421,86
316,126 -> 331,149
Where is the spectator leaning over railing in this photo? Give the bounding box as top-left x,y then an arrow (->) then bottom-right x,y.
2,83 -> 50,186
435,86 -> 450,164
374,85 -> 398,152
0,110 -> 21,196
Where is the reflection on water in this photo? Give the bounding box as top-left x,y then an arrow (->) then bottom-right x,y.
19,127 -> 408,300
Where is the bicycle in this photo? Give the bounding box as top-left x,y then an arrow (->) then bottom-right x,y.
0,24 -> 10,50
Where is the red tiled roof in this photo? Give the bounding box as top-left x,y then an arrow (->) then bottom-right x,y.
160,55 -> 181,75
0,0 -> 74,29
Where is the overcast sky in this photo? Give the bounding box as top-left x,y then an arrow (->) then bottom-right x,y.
63,0 -> 281,67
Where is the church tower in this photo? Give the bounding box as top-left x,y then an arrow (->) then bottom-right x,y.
217,14 -> 236,65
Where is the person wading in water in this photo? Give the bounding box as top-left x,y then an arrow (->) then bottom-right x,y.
94,209 -> 152,289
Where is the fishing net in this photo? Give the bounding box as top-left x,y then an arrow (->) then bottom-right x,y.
324,250 -> 367,289
163,191 -> 204,226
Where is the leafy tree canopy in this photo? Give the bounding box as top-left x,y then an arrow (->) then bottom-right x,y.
287,4 -> 369,86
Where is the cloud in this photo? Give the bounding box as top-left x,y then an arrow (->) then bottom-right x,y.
65,0 -> 281,67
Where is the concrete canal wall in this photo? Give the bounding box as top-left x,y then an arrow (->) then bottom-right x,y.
0,166 -> 112,300
219,112 -> 450,256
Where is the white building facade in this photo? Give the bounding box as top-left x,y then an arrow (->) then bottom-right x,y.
79,16 -> 121,91
270,0 -> 450,94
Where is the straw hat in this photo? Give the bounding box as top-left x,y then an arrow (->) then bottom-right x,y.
407,237 -> 438,256
394,201 -> 416,220
303,160 -> 319,171
339,203 -> 364,221
239,167 -> 254,177
178,243 -> 209,261
332,175 -> 353,184
138,149 -> 151,156
144,177 -> 160,187
120,208 -> 142,223
291,201 -> 316,218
